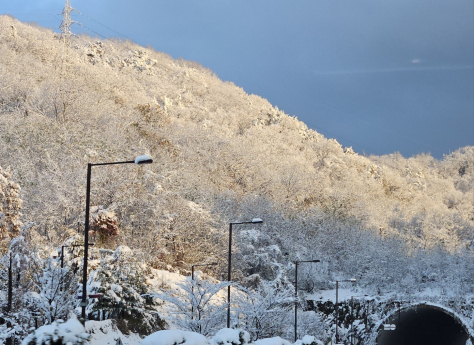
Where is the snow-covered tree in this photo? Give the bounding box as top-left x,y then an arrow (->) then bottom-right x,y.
0,166 -> 22,251
89,207 -> 119,244
234,280 -> 294,340
34,256 -> 79,324
0,235 -> 43,341
86,246 -> 165,335
158,273 -> 230,336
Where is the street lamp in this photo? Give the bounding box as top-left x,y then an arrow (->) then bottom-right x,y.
7,252 -> 12,312
81,155 -> 152,324
350,295 -> 367,345
335,278 -> 356,343
227,218 -> 263,328
294,259 -> 320,342
191,262 -> 217,319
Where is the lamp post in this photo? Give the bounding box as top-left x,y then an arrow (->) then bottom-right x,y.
80,155 -> 152,324
227,218 -> 263,328
294,259 -> 320,342
191,262 -> 217,319
350,295 -> 367,345
7,252 -> 12,312
335,278 -> 356,343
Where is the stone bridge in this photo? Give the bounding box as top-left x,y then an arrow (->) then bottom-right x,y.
308,295 -> 474,344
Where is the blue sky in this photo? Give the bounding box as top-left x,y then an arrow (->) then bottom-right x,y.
2,0 -> 473,158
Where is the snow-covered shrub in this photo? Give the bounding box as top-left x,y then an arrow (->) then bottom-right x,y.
0,307 -> 37,344
140,329 -> 207,345
210,328 -> 251,345
21,318 -> 89,345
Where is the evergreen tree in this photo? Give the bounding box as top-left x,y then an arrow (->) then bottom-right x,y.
86,246 -> 165,335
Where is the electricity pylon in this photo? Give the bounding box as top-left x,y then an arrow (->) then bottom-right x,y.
59,0 -> 81,44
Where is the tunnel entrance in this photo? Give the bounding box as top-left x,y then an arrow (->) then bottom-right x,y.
376,305 -> 469,345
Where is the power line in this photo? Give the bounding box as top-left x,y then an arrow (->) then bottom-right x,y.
67,19 -> 106,39
77,12 -> 141,46
79,24 -> 106,39
9,5 -> 139,44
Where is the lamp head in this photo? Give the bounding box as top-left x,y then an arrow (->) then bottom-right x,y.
311,259 -> 321,263
350,278 -> 357,282
252,218 -> 263,223
135,155 -> 153,164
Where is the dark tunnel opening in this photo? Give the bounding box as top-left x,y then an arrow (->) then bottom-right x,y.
376,305 -> 469,345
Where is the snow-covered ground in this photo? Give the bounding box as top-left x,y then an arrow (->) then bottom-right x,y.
85,323 -> 322,345
86,320 -> 142,345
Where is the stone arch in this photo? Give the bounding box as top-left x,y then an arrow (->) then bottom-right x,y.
367,301 -> 473,344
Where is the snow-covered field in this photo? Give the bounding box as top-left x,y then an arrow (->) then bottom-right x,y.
84,322 -> 320,345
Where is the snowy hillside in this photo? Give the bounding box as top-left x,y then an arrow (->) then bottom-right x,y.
0,14 -> 473,344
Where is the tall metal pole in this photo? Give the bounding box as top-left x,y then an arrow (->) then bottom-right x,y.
192,265 -> 195,320
294,259 -> 320,342
7,252 -> 12,312
61,246 -> 65,269
294,261 -> 298,342
334,279 -> 356,343
336,280 -> 339,343
351,296 -> 354,345
79,156 -> 152,325
60,245 -> 65,292
81,163 -> 91,323
227,222 -> 233,328
226,219 -> 262,328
